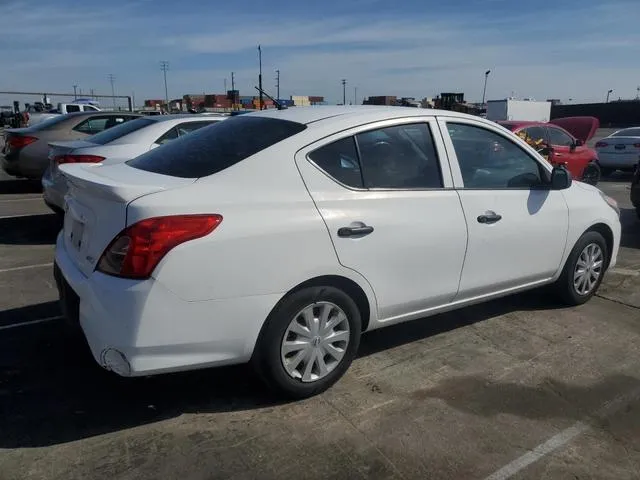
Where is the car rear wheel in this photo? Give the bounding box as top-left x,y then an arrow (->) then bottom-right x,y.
636,207 -> 640,220
581,162 -> 600,186
252,286 -> 361,399
554,231 -> 608,306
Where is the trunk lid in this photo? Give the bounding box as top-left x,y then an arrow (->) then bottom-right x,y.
549,116 -> 600,143
595,136 -> 640,154
59,163 -> 195,277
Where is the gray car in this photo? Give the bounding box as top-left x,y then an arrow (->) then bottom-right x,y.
1,111 -> 141,179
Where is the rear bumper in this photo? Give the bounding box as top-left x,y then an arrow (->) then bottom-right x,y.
54,233 -> 280,377
42,168 -> 66,212
598,152 -> 640,169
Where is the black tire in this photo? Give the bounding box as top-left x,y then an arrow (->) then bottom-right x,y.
599,166 -> 614,177
252,286 -> 362,399
581,162 -> 600,186
554,231 -> 608,306
636,207 -> 640,220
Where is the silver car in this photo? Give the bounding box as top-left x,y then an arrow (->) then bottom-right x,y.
42,114 -> 226,213
1,112 -> 141,179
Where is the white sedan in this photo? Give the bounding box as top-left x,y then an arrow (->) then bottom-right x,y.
53,106 -> 621,398
42,114 -> 226,213
595,127 -> 640,175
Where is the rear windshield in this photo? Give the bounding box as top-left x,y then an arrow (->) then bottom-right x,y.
127,116 -> 307,178
612,127 -> 640,137
87,117 -> 154,145
29,115 -> 72,131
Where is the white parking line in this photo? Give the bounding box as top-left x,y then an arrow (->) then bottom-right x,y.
484,386 -> 640,480
0,316 -> 62,331
0,262 -> 53,273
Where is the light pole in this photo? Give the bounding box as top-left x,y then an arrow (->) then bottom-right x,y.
606,89 -> 613,103
482,69 -> 491,106
354,86 -> 357,105
341,79 -> 346,105
108,74 -> 116,109
276,69 -> 280,101
160,61 -> 169,111
258,45 -> 263,110
73,85 -> 78,100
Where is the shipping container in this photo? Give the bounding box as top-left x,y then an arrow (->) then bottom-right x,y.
486,99 -> 551,122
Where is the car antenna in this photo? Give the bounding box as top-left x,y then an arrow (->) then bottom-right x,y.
254,86 -> 287,110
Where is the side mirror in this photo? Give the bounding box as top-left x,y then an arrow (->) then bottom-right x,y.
575,138 -> 584,146
551,165 -> 572,190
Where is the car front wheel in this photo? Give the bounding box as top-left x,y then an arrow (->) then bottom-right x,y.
252,286 -> 362,399
554,231 -> 608,305
581,162 -> 600,186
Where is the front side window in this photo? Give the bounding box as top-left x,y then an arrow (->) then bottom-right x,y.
447,123 -> 545,189
547,127 -> 573,146
356,123 -> 442,188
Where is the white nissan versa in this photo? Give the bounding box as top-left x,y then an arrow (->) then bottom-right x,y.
54,106 -> 621,398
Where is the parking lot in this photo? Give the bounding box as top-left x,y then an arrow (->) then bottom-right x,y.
1,130 -> 639,480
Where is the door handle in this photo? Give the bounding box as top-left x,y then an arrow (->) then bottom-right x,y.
477,212 -> 502,224
337,224 -> 374,237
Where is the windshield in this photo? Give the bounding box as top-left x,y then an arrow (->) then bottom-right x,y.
612,128 -> 640,137
128,116 -> 307,178
87,117 -> 155,145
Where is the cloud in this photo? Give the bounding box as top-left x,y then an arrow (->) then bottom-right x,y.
1,0 -> 640,105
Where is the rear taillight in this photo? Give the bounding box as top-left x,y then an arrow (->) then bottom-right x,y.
96,215 -> 223,279
55,154 -> 105,165
595,141 -> 608,148
633,143 -> 640,148
8,135 -> 37,149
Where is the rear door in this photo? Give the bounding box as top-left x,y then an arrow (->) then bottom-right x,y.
439,117 -> 569,300
295,118 -> 468,322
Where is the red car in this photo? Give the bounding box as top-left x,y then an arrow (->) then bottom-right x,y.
499,117 -> 601,185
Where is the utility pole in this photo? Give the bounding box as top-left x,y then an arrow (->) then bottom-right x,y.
108,74 -> 116,109
276,69 -> 280,100
258,45 -> 263,110
132,91 -> 136,110
341,79 -> 346,105
231,71 -> 236,110
90,88 -> 94,101
73,85 -> 78,100
354,86 -> 357,105
224,78 -> 227,93
160,61 -> 169,111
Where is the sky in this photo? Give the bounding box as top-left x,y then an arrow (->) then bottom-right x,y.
1,0 -> 640,107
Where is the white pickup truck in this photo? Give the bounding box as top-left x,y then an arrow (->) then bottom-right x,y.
27,103 -> 101,126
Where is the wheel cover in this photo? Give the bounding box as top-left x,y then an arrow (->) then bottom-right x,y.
573,243 -> 604,295
280,302 -> 350,383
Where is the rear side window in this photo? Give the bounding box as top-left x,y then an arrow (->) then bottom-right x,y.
309,137 -> 363,188
66,105 -> 81,112
613,128 -> 640,137
128,116 -> 307,178
547,127 -> 573,146
308,123 -> 443,189
86,117 -> 153,145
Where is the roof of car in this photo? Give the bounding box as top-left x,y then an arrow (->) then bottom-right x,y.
498,120 -> 543,130
249,105 -> 470,125
145,114 -> 227,123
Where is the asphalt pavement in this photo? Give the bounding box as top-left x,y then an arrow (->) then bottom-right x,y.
0,131 -> 639,480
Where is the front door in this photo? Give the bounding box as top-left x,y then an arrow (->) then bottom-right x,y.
439,118 -> 569,300
295,119 -> 468,322
547,125 -> 591,179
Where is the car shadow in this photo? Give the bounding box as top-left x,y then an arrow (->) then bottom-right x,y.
0,179 -> 43,194
598,171 -> 634,183
0,289 -> 568,448
620,208 -> 640,249
0,213 -> 62,245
